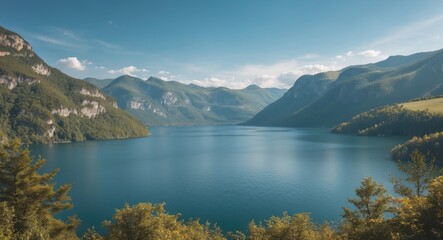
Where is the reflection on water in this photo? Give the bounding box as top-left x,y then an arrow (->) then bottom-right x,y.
30,126 -> 406,233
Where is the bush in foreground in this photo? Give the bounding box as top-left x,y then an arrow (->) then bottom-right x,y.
1,140 -> 442,239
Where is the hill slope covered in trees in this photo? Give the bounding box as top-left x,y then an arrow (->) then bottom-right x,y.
97,75 -> 286,126
245,50 -> 443,127
332,97 -> 443,163
0,26 -> 148,143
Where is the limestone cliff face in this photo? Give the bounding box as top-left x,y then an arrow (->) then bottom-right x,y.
0,33 -> 32,51
79,88 -> 106,99
81,100 -> 106,118
0,28 -> 51,78
0,75 -> 40,90
32,63 -> 51,76
0,25 -> 148,143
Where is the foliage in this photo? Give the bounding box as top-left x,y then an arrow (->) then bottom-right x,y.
0,26 -> 148,144
391,150 -> 438,197
102,202 -> 225,240
0,138 -> 443,239
341,177 -> 392,240
390,176 -> 443,240
392,132 -> 443,163
332,104 -> 443,137
0,202 -> 14,239
247,212 -> 338,240
0,139 -> 79,239
81,227 -> 103,240
422,176 -> 443,238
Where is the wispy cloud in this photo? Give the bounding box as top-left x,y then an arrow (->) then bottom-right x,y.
94,39 -> 120,50
368,15 -> 443,51
29,26 -> 132,54
47,27 -> 85,42
32,34 -> 80,48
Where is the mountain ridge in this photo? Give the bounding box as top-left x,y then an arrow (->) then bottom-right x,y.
244,49 -> 443,127
87,75 -> 286,126
0,26 -> 148,143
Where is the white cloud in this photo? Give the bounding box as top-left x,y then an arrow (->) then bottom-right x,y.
158,70 -> 170,75
58,57 -> 87,71
184,61 -> 338,89
155,70 -> 182,81
231,60 -> 338,88
189,77 -> 251,89
107,66 -> 148,77
358,50 -> 381,57
298,53 -> 320,60
334,49 -> 387,64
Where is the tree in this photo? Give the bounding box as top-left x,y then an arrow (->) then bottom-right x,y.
342,177 -> 392,240
102,202 -> 225,240
0,202 -> 14,239
247,212 -> 338,240
82,227 -> 103,240
0,139 -> 79,239
419,176 -> 443,239
391,149 -> 438,197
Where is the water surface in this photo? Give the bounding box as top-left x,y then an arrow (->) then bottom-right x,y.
30,126 -> 406,233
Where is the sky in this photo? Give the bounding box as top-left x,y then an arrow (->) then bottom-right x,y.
1,0 -> 443,89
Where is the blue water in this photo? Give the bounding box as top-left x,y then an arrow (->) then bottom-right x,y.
29,126 -> 406,233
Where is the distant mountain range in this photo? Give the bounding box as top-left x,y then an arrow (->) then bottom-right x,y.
0,26 -> 148,143
245,49 -> 443,127
83,75 -> 286,126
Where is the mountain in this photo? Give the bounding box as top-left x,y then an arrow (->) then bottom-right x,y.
0,26 -> 148,143
83,77 -> 113,88
99,75 -> 286,126
244,49 -> 443,127
244,71 -> 339,126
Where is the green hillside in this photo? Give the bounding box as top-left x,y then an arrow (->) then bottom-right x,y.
402,97 -> 443,114
332,96 -> 443,163
83,77 -> 113,88
100,75 -> 286,126
245,49 -> 443,127
392,132 -> 443,163
331,104 -> 443,137
244,71 -> 339,126
0,26 -> 148,143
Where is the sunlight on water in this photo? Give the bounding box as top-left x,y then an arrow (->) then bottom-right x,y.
30,126 -> 406,233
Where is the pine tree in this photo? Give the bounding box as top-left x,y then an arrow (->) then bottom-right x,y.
342,177 -> 392,239
0,139 -> 79,239
391,149 -> 437,197
103,202 -> 225,240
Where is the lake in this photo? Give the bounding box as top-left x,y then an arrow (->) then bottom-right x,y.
29,126 -> 406,234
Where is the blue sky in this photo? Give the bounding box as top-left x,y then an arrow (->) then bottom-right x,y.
2,0 -> 443,88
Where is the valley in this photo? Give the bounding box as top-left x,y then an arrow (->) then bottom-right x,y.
2,1 -> 443,238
